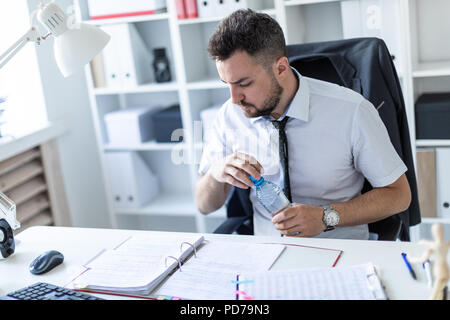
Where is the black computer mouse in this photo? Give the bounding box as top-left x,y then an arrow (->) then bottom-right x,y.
29,250 -> 64,275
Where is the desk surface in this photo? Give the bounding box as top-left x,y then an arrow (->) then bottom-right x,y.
2,226 -> 446,300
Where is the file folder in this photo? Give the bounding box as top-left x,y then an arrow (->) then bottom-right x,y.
185,0 -> 199,18
436,148 -> 450,218
197,0 -> 215,18
104,152 -> 159,208
100,23 -> 153,88
175,0 -> 187,19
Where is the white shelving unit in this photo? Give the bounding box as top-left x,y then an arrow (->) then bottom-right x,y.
76,0 -> 450,238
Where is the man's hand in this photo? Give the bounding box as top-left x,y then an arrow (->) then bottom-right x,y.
271,203 -> 325,237
209,152 -> 264,189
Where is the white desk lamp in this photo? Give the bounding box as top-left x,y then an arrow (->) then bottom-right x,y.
0,1 -> 110,76
0,1 -> 110,258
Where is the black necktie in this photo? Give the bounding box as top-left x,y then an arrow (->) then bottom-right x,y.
271,116 -> 292,202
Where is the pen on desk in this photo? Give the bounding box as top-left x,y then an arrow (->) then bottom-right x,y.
401,252 -> 417,280
423,260 -> 433,287
235,275 -> 239,300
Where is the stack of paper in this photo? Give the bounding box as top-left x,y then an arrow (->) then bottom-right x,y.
236,263 -> 388,300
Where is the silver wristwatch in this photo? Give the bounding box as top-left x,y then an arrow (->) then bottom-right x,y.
322,205 -> 340,232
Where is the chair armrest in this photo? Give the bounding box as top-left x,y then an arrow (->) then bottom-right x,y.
213,216 -> 252,234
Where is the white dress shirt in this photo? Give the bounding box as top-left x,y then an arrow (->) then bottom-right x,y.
198,69 -> 407,239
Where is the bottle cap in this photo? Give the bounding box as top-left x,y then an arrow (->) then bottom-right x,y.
249,176 -> 264,186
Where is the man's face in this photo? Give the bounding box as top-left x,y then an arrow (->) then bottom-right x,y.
217,51 -> 283,118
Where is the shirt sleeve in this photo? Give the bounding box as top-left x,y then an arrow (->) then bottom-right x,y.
351,99 -> 407,188
198,106 -> 228,175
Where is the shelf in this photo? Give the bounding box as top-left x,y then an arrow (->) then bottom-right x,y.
421,217 -> 450,224
113,192 -> 199,217
416,140 -> 450,147
104,140 -> 188,151
186,79 -> 228,90
412,61 -> 450,78
177,8 -> 276,25
0,119 -> 69,163
83,12 -> 170,25
284,0 -> 339,6
178,15 -> 224,25
93,82 -> 179,95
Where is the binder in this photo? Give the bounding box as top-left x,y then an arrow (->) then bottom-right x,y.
89,53 -> 106,88
69,235 -> 285,299
197,0 -> 216,18
175,0 -> 187,19
103,152 -> 159,208
227,0 -> 247,15
213,0 -> 230,16
71,234 -> 205,295
100,23 -> 153,88
436,148 -> 450,218
185,0 -> 199,18
417,149 -> 437,218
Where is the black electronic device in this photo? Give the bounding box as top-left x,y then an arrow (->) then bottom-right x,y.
29,250 -> 64,275
0,282 -> 104,300
0,218 -> 14,259
0,192 -> 19,259
152,47 -> 171,83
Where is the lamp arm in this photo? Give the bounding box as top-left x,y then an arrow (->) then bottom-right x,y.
0,27 -> 46,69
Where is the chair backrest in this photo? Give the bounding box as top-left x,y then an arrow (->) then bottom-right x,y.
222,37 -> 420,241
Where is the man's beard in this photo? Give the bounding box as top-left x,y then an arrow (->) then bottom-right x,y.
239,76 -> 283,118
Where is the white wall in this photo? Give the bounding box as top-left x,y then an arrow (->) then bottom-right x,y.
27,0 -> 111,228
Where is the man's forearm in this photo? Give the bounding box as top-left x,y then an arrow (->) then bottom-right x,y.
195,171 -> 232,214
332,175 -> 411,226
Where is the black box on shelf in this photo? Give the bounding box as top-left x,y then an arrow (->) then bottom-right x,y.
151,105 -> 183,143
415,93 -> 450,139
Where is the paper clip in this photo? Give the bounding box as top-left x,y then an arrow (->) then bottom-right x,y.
234,290 -> 254,300
165,255 -> 182,271
180,241 -> 197,258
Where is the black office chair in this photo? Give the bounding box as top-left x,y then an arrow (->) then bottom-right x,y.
213,38 -> 421,241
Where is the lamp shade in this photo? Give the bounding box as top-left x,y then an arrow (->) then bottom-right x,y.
37,2 -> 110,77
54,23 -> 110,77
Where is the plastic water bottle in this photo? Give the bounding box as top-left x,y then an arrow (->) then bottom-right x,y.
249,176 -> 291,215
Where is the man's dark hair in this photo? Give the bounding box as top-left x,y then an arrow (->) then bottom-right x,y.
207,9 -> 287,69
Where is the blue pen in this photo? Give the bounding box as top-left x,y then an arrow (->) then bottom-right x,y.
401,252 -> 417,280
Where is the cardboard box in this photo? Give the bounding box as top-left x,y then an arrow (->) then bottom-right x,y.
415,93 -> 450,139
151,105 -> 183,143
105,107 -> 156,145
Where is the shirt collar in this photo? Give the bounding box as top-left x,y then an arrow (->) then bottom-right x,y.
249,67 -> 310,124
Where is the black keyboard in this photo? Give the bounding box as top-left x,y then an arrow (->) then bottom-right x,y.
1,282 -> 104,300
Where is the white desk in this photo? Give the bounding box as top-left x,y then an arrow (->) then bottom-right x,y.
1,226 -> 446,300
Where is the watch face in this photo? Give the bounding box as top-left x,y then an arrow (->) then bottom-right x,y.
325,210 -> 339,226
